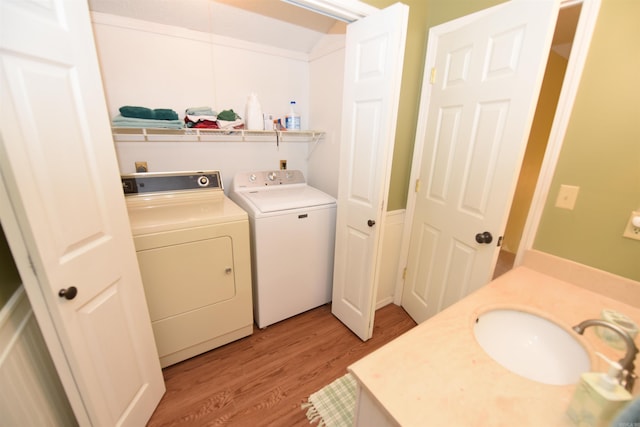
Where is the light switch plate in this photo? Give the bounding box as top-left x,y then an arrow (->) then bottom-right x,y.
622,210 -> 640,241
555,184 -> 580,210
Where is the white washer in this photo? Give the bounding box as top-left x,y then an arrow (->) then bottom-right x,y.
229,170 -> 336,328
122,171 -> 253,367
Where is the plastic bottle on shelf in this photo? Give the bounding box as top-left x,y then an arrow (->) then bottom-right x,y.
285,101 -> 301,130
245,93 -> 263,130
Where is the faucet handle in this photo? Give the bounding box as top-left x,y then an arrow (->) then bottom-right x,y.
573,318 -> 638,393
620,369 -> 637,394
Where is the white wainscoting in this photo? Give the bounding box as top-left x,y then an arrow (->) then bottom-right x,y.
376,210 -> 405,309
0,287 -> 76,426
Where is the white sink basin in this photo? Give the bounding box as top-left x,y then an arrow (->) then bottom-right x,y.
474,309 -> 590,385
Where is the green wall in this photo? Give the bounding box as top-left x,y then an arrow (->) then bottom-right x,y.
368,0 -> 638,280
361,0 -> 428,211
361,0 -> 504,211
533,0 -> 640,280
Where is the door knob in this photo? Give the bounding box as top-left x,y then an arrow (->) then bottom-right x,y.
58,286 -> 78,300
475,231 -> 493,244
367,219 -> 376,227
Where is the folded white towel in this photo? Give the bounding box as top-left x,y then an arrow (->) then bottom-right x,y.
217,119 -> 244,129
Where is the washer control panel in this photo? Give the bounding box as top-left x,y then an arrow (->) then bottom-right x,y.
235,170 -> 305,189
121,170 -> 222,195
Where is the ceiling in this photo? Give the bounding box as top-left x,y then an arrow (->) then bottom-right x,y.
87,0 -> 578,56
87,0 -> 346,53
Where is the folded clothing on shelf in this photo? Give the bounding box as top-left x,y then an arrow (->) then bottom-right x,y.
185,106 -> 216,116
216,109 -> 240,121
185,118 -> 219,129
119,106 -> 179,121
217,119 -> 244,129
216,109 -> 244,129
184,106 -> 219,128
111,114 -> 184,129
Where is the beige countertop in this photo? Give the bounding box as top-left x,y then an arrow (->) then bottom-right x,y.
349,265 -> 640,427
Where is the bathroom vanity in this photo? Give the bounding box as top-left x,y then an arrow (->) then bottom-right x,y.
349,251 -> 640,426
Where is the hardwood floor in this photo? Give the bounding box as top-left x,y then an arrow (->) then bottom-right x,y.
147,303 -> 416,427
493,249 -> 516,279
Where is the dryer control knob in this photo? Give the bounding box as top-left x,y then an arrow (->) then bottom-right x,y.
268,171 -> 278,181
249,174 -> 257,182
197,176 -> 209,187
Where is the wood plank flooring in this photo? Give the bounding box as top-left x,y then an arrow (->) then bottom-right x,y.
147,303 -> 416,426
493,249 -> 516,279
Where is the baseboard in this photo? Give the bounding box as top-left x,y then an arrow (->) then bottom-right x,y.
523,249 -> 640,308
375,296 -> 395,310
377,210 -> 405,307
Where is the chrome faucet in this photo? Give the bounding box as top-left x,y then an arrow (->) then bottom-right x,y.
573,319 -> 638,393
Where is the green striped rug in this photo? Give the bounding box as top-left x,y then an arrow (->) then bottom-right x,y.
302,373 -> 356,427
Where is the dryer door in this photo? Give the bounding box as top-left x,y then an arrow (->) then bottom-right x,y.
133,220 -> 253,367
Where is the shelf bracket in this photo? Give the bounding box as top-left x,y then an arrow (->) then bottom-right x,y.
306,132 -> 323,160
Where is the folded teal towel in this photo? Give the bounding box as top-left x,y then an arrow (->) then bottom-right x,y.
119,106 -> 179,121
217,109 -> 241,121
153,109 -> 179,120
111,114 -> 183,129
120,106 -> 153,119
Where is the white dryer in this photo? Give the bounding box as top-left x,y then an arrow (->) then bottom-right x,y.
122,171 -> 253,367
229,170 -> 336,328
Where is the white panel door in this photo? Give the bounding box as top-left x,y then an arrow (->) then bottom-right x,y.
0,0 -> 165,425
332,3 -> 408,341
402,0 -> 560,323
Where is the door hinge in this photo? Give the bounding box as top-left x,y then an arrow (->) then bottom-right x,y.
415,179 -> 421,193
430,67 -> 437,84
402,267 -> 407,280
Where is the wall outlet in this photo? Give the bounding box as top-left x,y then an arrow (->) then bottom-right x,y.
135,161 -> 148,173
280,160 -> 287,170
622,210 -> 640,241
555,184 -> 580,210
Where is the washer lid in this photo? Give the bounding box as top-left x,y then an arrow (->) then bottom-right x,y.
243,185 -> 336,213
